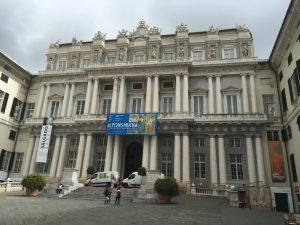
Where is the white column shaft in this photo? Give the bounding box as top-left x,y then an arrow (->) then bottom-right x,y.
35,85 -> 45,117
49,136 -> 62,177
41,85 -> 50,117
250,74 -> 257,113
145,76 -> 152,112
60,84 -> 70,117
81,134 -> 93,178
84,79 -> 93,114
90,79 -> 99,114
208,76 -> 214,114
66,83 -> 75,117
216,76 -> 222,114
112,136 -> 121,171
246,136 -> 256,183
56,136 -> 68,177
183,75 -> 189,112
255,136 -> 266,185
174,134 -> 181,181
22,136 -> 35,176
117,78 -> 125,113
218,136 -> 227,184
29,137 -> 40,174
75,134 -> 86,177
182,134 -> 190,182
210,136 -> 218,184
150,136 -> 158,170
241,75 -> 249,113
110,78 -> 119,113
104,136 -> 114,171
142,136 -> 150,169
175,74 -> 181,112
152,76 -> 159,112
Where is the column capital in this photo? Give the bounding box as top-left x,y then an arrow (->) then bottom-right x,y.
119,76 -> 125,80
215,74 -> 222,78
62,134 -> 68,138
146,75 -> 152,79
79,132 -> 86,136
87,77 -> 93,81
240,73 -> 247,77
207,74 -> 214,78
254,134 -> 262,138
217,134 -> 224,138
182,132 -> 189,136
112,75 -> 119,80
45,83 -> 51,87
175,73 -> 181,77
182,73 -> 189,77
245,134 -> 253,138
209,134 -> 216,138
249,72 -> 255,77
174,132 -> 181,136
153,74 -> 159,78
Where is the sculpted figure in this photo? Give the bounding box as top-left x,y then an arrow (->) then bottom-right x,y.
242,43 -> 249,57
47,58 -> 53,70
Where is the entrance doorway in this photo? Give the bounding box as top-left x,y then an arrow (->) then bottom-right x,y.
124,142 -> 142,178
275,193 -> 289,212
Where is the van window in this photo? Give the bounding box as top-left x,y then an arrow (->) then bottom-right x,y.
128,174 -> 135,179
99,173 -> 107,178
91,174 -> 97,179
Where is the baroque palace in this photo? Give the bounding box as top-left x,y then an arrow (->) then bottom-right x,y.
0,0 -> 299,213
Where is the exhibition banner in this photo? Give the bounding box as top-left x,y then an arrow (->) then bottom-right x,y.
106,113 -> 157,136
36,117 -> 53,163
267,140 -> 286,182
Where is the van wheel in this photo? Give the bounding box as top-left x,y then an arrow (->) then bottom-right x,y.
123,183 -> 128,188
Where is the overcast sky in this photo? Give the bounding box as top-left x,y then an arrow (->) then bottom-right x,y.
0,0 -> 290,73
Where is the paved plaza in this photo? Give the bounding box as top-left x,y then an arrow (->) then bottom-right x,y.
0,191 -> 284,225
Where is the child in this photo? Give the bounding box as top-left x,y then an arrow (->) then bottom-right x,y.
104,186 -> 111,205
56,183 -> 63,194
115,187 -> 121,205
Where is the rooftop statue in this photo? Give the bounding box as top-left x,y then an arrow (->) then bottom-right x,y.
49,40 -> 60,48
118,29 -> 128,38
176,23 -> 188,33
130,19 -> 150,39
149,26 -> 161,35
72,37 -> 82,46
93,31 -> 106,41
208,25 -> 220,34
236,24 -> 249,32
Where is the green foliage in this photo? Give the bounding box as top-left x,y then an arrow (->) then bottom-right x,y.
21,174 -> 47,191
138,167 -> 147,176
87,166 -> 96,175
154,177 -> 179,198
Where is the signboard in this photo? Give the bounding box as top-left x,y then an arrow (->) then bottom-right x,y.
36,117 -> 53,163
267,141 -> 286,182
106,113 -> 157,136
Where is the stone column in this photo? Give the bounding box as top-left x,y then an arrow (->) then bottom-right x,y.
112,136 -> 121,171
249,73 -> 257,113
175,73 -> 181,112
81,134 -> 93,178
41,84 -> 50,117
35,85 -> 45,117
216,75 -> 222,114
150,136 -> 158,170
174,133 -> 181,181
60,83 -> 70,117
90,79 -> 99,114
182,133 -> 190,182
66,83 -> 75,117
29,136 -> 39,174
145,75 -> 152,112
241,73 -> 249,113
104,136 -> 114,171
22,136 -> 35,176
255,135 -> 266,185
218,135 -> 227,184
152,75 -> 159,112
117,76 -> 125,113
246,135 -> 256,183
183,74 -> 189,112
84,78 -> 93,114
75,133 -> 86,177
208,75 -> 214,114
110,76 -> 119,113
55,135 -> 68,178
210,135 -> 218,184
142,136 -> 150,169
49,136 -> 62,177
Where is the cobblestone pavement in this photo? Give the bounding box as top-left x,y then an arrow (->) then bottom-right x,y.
0,191 -> 284,225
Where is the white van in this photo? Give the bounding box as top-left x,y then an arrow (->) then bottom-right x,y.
122,172 -> 145,188
86,171 -> 119,187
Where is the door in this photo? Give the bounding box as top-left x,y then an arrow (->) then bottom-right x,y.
275,193 -> 289,212
124,142 -> 142,178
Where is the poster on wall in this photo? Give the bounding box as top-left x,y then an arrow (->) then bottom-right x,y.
105,113 -> 157,136
267,141 -> 286,182
36,117 -> 53,163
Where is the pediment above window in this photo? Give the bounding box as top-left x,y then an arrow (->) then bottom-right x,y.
49,93 -> 63,99
221,86 -> 241,93
190,88 -> 208,94
73,92 -> 86,98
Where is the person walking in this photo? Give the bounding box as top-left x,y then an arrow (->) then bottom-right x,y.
103,186 -> 111,205
115,187 -> 121,205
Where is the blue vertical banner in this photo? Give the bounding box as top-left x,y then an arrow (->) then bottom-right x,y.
105,113 -> 157,136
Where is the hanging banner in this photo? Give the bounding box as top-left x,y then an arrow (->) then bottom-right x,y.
105,113 -> 157,136
267,141 -> 286,182
36,117 -> 53,163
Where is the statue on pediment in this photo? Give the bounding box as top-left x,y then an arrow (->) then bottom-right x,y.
130,20 -> 150,39
93,31 -> 106,41
236,24 -> 249,32
118,29 -> 128,38
72,37 -> 82,46
49,40 -> 60,48
208,25 -> 220,34
150,26 -> 161,35
176,23 -> 188,33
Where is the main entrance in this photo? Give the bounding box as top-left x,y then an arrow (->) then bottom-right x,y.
124,142 -> 143,178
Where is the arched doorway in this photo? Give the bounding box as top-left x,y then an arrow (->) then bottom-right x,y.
124,142 -> 142,178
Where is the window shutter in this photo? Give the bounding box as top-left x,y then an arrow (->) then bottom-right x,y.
20,102 -> 26,121
281,129 -> 288,142
287,125 -> 292,139
7,152 -> 15,172
294,68 -> 300,96
290,154 -> 298,182
1,93 -> 9,113
9,98 -> 17,117
281,89 -> 288,112
288,78 -> 294,103
0,150 -> 5,169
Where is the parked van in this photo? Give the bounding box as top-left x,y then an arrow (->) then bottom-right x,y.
86,171 -> 119,187
122,172 -> 145,188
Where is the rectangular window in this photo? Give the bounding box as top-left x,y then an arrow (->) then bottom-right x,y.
95,152 -> 106,172
0,73 -> 9,83
288,53 -> 293,66
163,97 -> 173,113
267,131 -> 280,141
162,81 -> 174,89
133,54 -> 145,63
10,98 -> 23,120
106,57 -> 115,65
99,136 -> 107,146
229,138 -> 241,148
8,130 -> 16,140
132,98 -> 142,113
288,78 -> 295,103
194,153 -> 206,179
0,90 -> 5,111
36,159 -> 50,173
193,96 -> 204,115
102,99 -> 111,114
162,136 -> 172,147
230,154 -> 243,180
70,137 -> 79,146
193,50 -> 204,61
262,95 -> 275,116
50,101 -> 60,118
103,84 -> 113,91
290,154 -> 298,182
279,71 -> 283,82
163,53 -> 175,61
25,103 -> 35,119
226,95 -> 238,114
161,153 -> 172,177
0,151 -> 11,171
194,138 -> 205,147
67,151 -> 77,168
0,92 -> 8,113
224,48 -> 234,59
13,153 -> 24,173
75,100 -> 85,115
281,89 -> 288,112
58,61 -> 67,71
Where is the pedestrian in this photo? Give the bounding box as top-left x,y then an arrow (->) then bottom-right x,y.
115,187 -> 121,205
56,182 -> 64,194
103,186 -> 111,205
